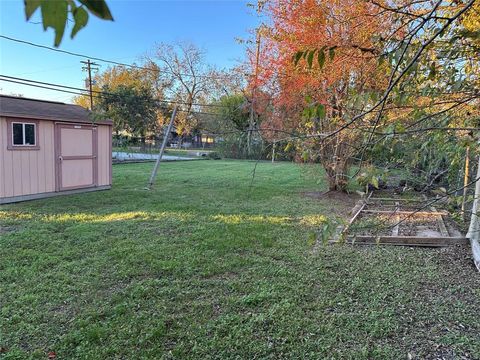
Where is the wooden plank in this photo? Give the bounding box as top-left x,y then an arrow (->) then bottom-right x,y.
349,200 -> 367,225
368,197 -> 422,202
346,235 -> 469,246
435,214 -> 449,237
429,205 -> 449,237
391,202 -> 400,236
362,210 -> 448,216
328,193 -> 371,245
331,240 -> 447,248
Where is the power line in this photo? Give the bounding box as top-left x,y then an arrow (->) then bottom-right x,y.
0,35 -> 230,81
0,76 -> 224,117
0,78 -> 88,96
0,74 -> 228,109
2,76 -> 475,139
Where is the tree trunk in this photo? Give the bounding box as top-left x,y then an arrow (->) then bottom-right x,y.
325,161 -> 349,191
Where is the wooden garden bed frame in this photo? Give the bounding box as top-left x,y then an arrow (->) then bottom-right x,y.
331,192 -> 468,247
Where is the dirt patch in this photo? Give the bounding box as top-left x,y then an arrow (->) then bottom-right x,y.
303,191 -> 360,217
397,215 -> 442,236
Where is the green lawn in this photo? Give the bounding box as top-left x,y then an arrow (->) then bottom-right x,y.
1,160 -> 479,359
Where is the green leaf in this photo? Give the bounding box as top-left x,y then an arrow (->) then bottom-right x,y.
306,50 -> 315,68
317,49 -> 325,68
378,54 -> 386,66
40,0 -> 68,46
71,6 -> 89,38
294,51 -> 303,65
307,232 -> 317,246
78,0 -> 113,20
428,62 -> 436,80
70,7 -> 88,39
329,47 -> 335,61
395,123 -> 405,133
316,104 -> 326,119
371,176 -> 379,189
302,151 -> 308,162
24,0 -> 41,19
284,142 -> 292,152
321,223 -> 331,245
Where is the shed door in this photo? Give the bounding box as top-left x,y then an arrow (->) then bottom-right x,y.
55,124 -> 97,191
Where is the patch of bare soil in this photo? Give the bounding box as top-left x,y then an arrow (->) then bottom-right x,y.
398,215 -> 441,236
303,191 -> 360,218
445,217 -> 464,237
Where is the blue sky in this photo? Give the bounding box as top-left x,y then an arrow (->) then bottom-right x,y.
0,0 -> 259,103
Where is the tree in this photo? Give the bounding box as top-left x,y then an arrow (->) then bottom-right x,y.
23,0 -> 113,46
256,0 -> 394,190
213,94 -> 250,133
148,42 -> 213,146
74,62 -> 171,129
96,85 -> 158,143
255,0 -> 479,192
353,0 -> 480,191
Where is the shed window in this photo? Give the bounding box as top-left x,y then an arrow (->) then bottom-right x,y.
12,122 -> 36,146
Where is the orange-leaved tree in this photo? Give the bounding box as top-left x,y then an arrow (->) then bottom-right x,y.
255,0 -> 395,191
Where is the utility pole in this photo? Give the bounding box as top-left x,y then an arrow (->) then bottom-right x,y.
81,59 -> 99,110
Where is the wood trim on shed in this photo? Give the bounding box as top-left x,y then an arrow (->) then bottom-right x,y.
6,118 -> 40,150
0,112 -> 112,126
109,125 -> 112,185
54,122 -> 98,192
0,185 -> 111,204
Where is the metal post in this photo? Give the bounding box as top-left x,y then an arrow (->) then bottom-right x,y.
148,106 -> 178,189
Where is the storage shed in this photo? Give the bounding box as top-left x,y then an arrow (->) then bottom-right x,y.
0,95 -> 112,204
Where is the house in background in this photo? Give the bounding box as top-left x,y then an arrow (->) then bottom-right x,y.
0,95 -> 112,204
168,127 -> 217,149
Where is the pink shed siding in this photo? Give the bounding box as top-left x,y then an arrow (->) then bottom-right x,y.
97,125 -> 112,186
0,117 -> 56,198
0,117 -> 112,200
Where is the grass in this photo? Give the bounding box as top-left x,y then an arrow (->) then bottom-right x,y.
1,160 -> 479,359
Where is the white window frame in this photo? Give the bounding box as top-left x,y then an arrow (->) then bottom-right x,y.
12,122 -> 37,147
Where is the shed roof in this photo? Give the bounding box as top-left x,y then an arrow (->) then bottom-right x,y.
0,95 -> 112,125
